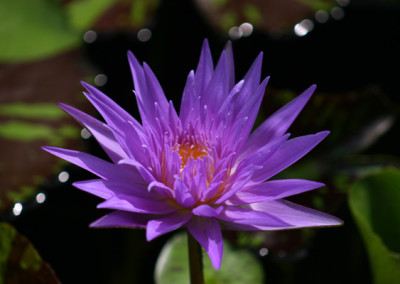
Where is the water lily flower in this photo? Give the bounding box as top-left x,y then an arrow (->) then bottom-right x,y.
43,40 -> 342,270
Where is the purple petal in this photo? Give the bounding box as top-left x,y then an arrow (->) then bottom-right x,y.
146,211 -> 192,241
127,50 -> 146,97
148,181 -> 174,199
74,179 -> 151,200
252,131 -> 329,182
194,39 -> 213,97
90,211 -> 151,228
118,159 -> 156,184
224,41 -> 235,89
179,70 -> 196,124
202,50 -> 229,114
174,178 -> 196,208
217,206 -> 289,227
58,103 -> 128,163
81,81 -> 138,128
243,85 -> 316,155
42,146 -> 129,181
139,63 -> 170,120
73,179 -> 116,199
226,179 -> 325,205
192,205 -> 223,217
248,199 -> 343,229
97,193 -> 177,214
186,216 -> 223,270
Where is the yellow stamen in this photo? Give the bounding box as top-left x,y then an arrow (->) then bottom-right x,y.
178,143 -> 207,167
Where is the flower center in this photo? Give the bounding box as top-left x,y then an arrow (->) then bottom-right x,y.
178,143 -> 208,167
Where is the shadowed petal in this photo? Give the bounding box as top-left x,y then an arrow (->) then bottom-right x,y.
58,103 -> 128,163
146,211 -> 192,241
243,85 -> 316,155
90,211 -> 151,228
202,50 -> 229,115
217,206 -> 290,227
187,217 -> 223,270
42,146 -> 130,181
194,39 -> 213,98
192,204 -> 223,217
252,131 -> 329,181
226,179 -> 325,205
81,81 -> 138,127
174,178 -> 196,208
97,193 -> 177,214
248,199 -> 343,229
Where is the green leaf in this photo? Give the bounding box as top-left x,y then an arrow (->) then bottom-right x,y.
155,232 -> 264,284
349,168 -> 400,283
0,103 -> 66,120
65,0 -> 115,32
0,0 -> 79,62
0,222 -> 60,284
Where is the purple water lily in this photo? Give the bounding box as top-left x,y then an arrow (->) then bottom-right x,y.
43,40 -> 342,269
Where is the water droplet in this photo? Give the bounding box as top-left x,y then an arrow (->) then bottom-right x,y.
94,74 -> 107,87
81,128 -> 92,139
58,171 -> 69,183
240,22 -> 253,37
315,10 -> 329,23
228,26 -> 243,39
83,30 -> 97,43
36,192 -> 46,204
137,28 -> 152,42
13,203 -> 23,216
294,19 -> 314,37
259,248 -> 269,256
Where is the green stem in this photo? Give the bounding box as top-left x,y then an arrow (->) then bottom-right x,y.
188,232 -> 204,284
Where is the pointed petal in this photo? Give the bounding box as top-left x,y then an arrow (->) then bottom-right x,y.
127,50 -> 146,96
244,85 -> 316,154
72,179 -> 117,199
192,205 -> 223,217
226,179 -> 325,205
42,146 -> 128,181
224,41 -> 235,89
146,211 -> 192,241
194,39 -> 214,97
252,131 -> 329,181
97,193 -> 177,214
217,206 -> 289,227
186,216 -> 224,270
174,178 -> 196,208
202,51 -> 229,114
248,199 -> 343,229
81,81 -> 139,128
90,211 -> 151,228
58,103 -> 127,163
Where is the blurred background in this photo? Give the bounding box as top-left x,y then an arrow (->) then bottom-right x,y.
1,0 -> 400,283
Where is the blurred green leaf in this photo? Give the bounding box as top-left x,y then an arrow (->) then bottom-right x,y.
0,222 -> 60,284
155,232 -> 264,284
349,168 -> 400,283
298,0 -> 335,11
0,121 -> 78,145
0,103 -> 66,120
0,0 -> 80,62
66,0 -> 115,31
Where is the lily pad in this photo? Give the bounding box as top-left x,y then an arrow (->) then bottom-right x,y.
0,222 -> 60,284
155,232 -> 264,284
349,168 -> 400,283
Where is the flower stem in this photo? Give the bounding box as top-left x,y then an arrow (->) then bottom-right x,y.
188,232 -> 204,284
